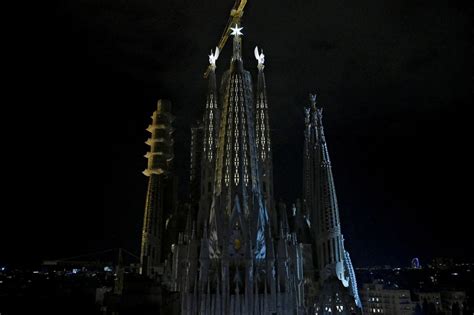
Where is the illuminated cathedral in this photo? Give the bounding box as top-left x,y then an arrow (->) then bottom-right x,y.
139,24 -> 362,315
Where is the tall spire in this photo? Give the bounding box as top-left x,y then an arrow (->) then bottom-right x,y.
303,93 -> 361,313
254,46 -> 275,223
305,93 -> 346,281
208,24 -> 268,260
140,100 -> 174,278
230,24 -> 244,64
197,47 -> 221,235
204,47 -> 220,163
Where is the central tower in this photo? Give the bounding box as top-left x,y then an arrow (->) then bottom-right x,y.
171,25 -> 305,315
137,9 -> 363,313
208,25 -> 268,260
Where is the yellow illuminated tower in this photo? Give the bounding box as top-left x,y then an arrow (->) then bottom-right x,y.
140,100 -> 174,278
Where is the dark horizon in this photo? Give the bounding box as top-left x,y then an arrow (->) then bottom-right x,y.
2,0 -> 472,268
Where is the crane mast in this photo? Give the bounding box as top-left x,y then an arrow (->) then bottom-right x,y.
203,0 -> 248,78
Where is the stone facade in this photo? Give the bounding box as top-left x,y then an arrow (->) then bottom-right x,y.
139,25 -> 362,315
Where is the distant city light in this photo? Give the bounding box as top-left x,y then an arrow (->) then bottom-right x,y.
104,266 -> 113,272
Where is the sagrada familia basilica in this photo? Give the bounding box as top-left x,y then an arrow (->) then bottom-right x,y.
138,23 -> 362,315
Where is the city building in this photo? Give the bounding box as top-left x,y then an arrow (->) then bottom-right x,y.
360,281 -> 415,315
415,292 -> 442,313
440,291 -> 466,314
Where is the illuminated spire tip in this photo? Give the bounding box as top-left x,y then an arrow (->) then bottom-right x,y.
254,46 -> 265,68
230,24 -> 243,36
208,47 -> 220,67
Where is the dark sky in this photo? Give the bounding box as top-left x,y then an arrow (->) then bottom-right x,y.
3,0 -> 472,267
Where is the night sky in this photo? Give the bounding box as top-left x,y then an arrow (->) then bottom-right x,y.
3,0 -> 472,267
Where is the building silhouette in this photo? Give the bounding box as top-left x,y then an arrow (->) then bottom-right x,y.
138,24 -> 361,314
360,281 -> 415,315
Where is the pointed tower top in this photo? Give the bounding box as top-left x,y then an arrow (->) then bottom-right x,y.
231,24 -> 243,63
309,93 -> 317,108
254,46 -> 265,70
208,47 -> 220,70
230,24 -> 244,36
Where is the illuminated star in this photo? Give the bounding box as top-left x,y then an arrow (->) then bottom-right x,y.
230,24 -> 243,36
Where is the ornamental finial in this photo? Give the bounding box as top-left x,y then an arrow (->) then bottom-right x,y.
254,46 -> 265,69
208,47 -> 220,68
309,93 -> 317,106
230,24 -> 243,37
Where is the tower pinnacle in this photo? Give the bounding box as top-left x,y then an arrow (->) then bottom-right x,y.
208,47 -> 220,70
254,46 -> 265,70
230,24 -> 243,36
230,24 -> 243,62
309,93 -> 317,108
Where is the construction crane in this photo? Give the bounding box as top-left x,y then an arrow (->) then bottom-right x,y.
203,0 -> 248,78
